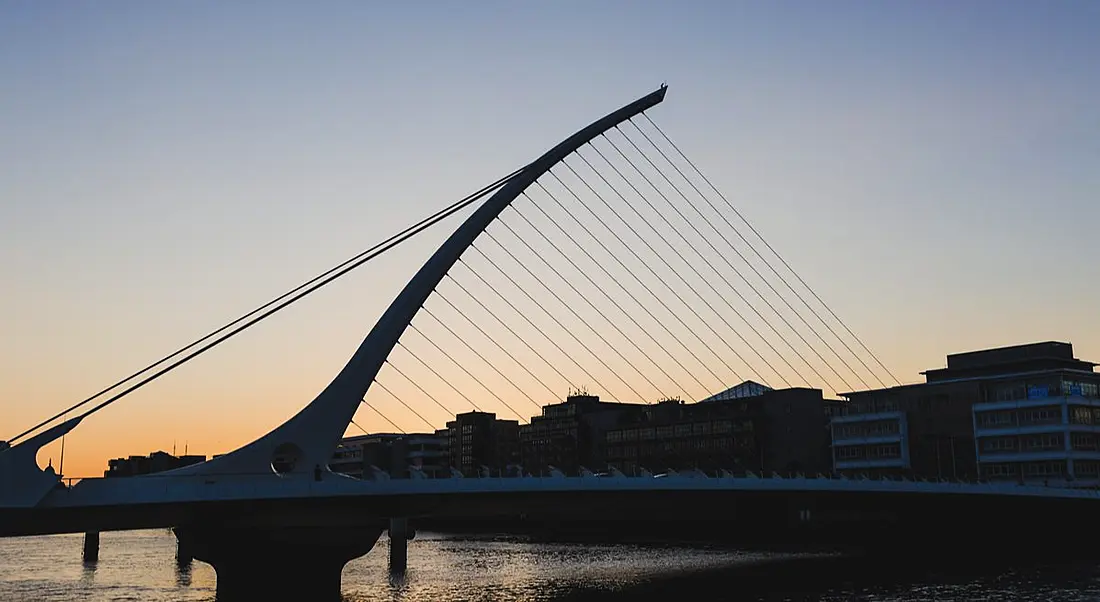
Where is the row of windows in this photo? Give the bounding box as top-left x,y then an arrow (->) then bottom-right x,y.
606,420 -> 752,442
840,400 -> 901,415
976,407 -> 1062,428
1021,408 -> 1061,424
1077,461 -> 1100,476
833,420 -> 900,439
608,437 -> 752,457
1065,381 -> 1100,398
982,461 -> 1067,478
981,433 -> 1066,453
523,438 -> 579,447
984,433 -> 1100,453
519,423 -> 579,436
836,444 -> 902,460
988,380 -> 1100,403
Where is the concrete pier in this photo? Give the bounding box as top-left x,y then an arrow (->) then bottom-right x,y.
388,517 -> 408,574
82,531 -> 99,563
174,525 -> 382,601
176,536 -> 193,566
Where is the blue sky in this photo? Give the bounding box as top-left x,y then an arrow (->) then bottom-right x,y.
1,1 -> 1098,474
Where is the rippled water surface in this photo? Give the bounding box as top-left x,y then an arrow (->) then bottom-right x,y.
1,530 -> 1099,601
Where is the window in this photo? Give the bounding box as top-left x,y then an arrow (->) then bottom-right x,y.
837,446 -> 862,459
1071,407 -> 1094,425
983,463 -> 1016,478
1022,461 -> 1065,477
1020,434 -> 1063,451
981,437 -> 1017,453
877,400 -> 899,412
1017,408 -> 1061,426
1072,433 -> 1096,450
1076,461 -> 1100,476
991,382 -> 1027,402
866,444 -> 901,459
1065,380 -> 1100,399
833,420 -> 900,439
977,411 -> 1013,427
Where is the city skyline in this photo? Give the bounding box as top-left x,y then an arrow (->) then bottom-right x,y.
3,1 -> 1099,478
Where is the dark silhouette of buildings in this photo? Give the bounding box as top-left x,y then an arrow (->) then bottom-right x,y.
605,383 -> 836,476
446,411 -> 520,476
330,432 -> 447,479
519,393 -> 648,476
831,341 -> 1100,486
104,451 -> 206,477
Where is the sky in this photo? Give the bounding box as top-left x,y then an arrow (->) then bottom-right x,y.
2,1 -> 1098,478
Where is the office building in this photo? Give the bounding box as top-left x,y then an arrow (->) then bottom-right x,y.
831,341 -> 1100,485
605,382 -> 836,475
330,432 -> 447,479
519,392 -> 648,476
446,411 -> 520,477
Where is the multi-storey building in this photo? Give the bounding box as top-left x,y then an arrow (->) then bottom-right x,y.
330,432 -> 447,479
445,411 -> 520,476
604,382 -> 836,476
831,341 -> 1100,485
519,392 -> 647,476
970,348 -> 1100,486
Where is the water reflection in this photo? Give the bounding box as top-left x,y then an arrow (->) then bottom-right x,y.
79,559 -> 96,588
176,559 -> 193,589
1,530 -> 1099,602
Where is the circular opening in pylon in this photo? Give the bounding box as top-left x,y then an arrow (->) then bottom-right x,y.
271,442 -> 303,475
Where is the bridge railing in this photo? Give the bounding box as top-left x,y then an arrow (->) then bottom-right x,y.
52,469 -> 1100,492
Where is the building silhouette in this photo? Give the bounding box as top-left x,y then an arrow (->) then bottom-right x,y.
445,411 -> 519,477
329,432 -> 447,479
605,383 -> 836,476
104,451 -> 206,477
519,393 -> 647,476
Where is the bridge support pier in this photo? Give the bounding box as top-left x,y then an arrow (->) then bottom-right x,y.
82,531 -> 99,563
174,525 -> 382,601
175,536 -> 193,566
388,517 -> 408,574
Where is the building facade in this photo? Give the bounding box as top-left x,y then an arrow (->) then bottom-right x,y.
445,411 -> 520,476
330,432 -> 447,479
605,383 -> 835,476
831,341 -> 1100,485
518,393 -> 647,476
971,357 -> 1100,487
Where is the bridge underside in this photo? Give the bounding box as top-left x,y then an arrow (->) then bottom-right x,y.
1,488 -> 1090,557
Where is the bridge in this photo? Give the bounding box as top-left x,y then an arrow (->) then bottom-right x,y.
2,86 -> 1092,599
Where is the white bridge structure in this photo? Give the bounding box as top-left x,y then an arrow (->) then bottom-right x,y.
1,86 -> 1093,599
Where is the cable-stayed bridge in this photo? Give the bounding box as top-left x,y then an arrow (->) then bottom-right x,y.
1,86 -> 1093,599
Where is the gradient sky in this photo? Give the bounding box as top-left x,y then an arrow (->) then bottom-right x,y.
2,1 -> 1098,478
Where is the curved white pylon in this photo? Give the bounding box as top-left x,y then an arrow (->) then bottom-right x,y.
165,86 -> 670,479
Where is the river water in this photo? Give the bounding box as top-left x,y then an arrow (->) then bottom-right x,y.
0,530 -> 1098,601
